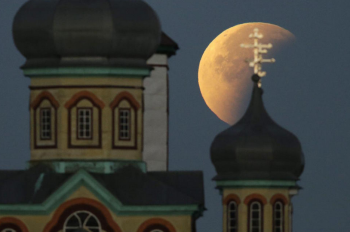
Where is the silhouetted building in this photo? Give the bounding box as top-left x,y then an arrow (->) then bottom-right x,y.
0,1 -> 204,232
0,1 -> 305,232
211,75 -> 304,232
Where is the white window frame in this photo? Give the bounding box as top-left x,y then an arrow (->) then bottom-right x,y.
63,210 -> 101,232
249,201 -> 262,232
227,201 -> 238,232
40,108 -> 51,140
1,229 -> 16,232
119,108 -> 131,140
77,108 -> 93,139
274,201 -> 284,232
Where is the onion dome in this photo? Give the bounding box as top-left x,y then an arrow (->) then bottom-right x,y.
12,0 -> 161,69
210,75 -> 304,181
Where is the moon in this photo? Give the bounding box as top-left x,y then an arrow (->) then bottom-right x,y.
198,22 -> 295,125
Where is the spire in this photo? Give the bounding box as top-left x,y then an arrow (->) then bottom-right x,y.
241,28 -> 275,87
239,74 -> 271,124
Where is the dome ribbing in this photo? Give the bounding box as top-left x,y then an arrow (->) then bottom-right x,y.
13,0 -> 161,69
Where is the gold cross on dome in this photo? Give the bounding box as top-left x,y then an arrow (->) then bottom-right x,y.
241,28 -> 275,87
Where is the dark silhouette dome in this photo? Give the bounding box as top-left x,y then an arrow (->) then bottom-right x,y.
13,0 -> 161,69
211,75 -> 304,181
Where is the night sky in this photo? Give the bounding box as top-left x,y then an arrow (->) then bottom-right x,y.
1,0 -> 350,231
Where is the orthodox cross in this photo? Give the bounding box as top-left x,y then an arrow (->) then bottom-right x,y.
241,28 -> 275,87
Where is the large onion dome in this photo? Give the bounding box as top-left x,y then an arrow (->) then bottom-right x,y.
13,0 -> 161,69
211,75 -> 304,181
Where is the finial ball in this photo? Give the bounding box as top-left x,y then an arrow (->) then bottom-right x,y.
252,74 -> 260,83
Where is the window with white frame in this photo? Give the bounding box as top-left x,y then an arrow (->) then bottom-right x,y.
227,201 -> 238,232
274,201 -> 284,232
249,201 -> 262,232
1,229 -> 16,232
64,211 -> 101,232
40,108 -> 51,140
77,108 -> 92,139
119,109 -> 130,140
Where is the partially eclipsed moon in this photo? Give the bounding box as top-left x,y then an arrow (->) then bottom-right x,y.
198,22 -> 295,125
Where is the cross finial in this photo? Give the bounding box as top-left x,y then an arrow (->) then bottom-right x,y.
240,28 -> 275,87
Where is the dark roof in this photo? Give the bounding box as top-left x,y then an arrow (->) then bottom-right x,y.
160,32 -> 179,48
211,75 -> 305,181
13,0 -> 161,69
0,165 -> 72,204
157,32 -> 179,56
0,165 -> 204,207
148,171 -> 204,203
92,166 -> 204,205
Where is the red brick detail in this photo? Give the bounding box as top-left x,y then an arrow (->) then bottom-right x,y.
110,91 -> 140,109
43,198 -> 121,232
30,91 -> 59,109
0,217 -> 29,232
137,218 -> 176,232
270,194 -> 289,205
244,194 -> 267,205
223,194 -> 241,205
64,91 -> 105,109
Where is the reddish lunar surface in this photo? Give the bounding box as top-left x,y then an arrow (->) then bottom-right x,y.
198,22 -> 295,124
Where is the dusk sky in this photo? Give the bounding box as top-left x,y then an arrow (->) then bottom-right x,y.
1,0 -> 350,232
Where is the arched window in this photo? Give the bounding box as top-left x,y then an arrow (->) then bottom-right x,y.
137,218 -> 175,232
44,199 -> 122,232
65,91 -> 105,148
273,201 -> 284,232
1,229 -> 16,232
249,201 -> 263,232
0,224 -> 22,232
30,91 -> 59,149
143,225 -> 170,232
110,92 -> 140,149
227,201 -> 238,232
63,211 -> 101,232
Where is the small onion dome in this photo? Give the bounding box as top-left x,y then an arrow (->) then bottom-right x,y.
13,0 -> 161,69
210,75 -> 304,181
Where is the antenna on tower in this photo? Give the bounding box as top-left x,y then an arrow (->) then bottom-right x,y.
241,28 -> 275,87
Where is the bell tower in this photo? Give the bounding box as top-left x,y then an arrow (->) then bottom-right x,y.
210,29 -> 304,232
13,0 -> 162,173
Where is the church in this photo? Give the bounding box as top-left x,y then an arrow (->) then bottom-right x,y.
0,0 -> 304,232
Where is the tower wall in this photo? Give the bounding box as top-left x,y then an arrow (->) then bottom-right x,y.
143,54 -> 169,171
29,76 -> 144,161
221,187 -> 296,232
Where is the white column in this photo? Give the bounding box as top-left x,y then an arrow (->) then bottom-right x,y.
143,54 -> 169,171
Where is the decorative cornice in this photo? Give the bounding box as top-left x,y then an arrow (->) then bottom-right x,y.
29,85 -> 144,90
28,160 -> 147,174
216,180 -> 297,188
23,67 -> 150,77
